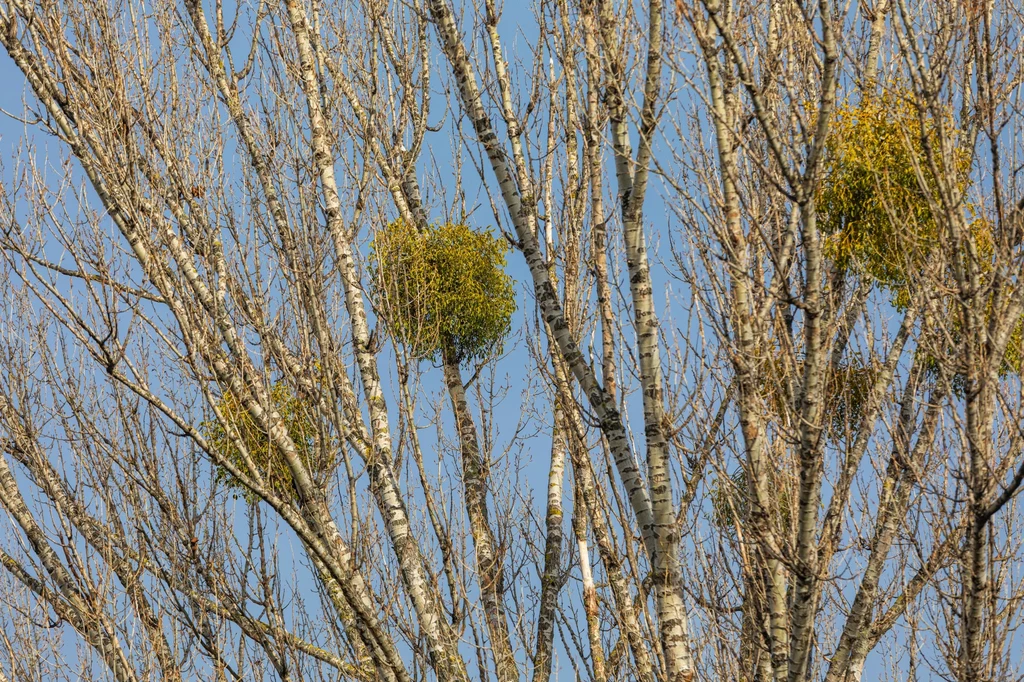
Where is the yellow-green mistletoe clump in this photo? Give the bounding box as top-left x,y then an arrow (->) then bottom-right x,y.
370,219 -> 516,363
818,93 -> 973,296
818,96 -> 1024,381
201,383 -> 328,501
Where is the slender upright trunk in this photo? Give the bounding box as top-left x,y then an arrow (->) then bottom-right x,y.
573,478 -> 608,682
599,0 -> 693,674
442,351 -> 518,682
532,399 -> 567,682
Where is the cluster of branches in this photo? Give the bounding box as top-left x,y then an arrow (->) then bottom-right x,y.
1,0 -> 1023,681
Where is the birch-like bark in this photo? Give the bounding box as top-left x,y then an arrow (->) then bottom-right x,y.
176,13 -> 419,676
426,0 -> 663,579
962,346 -> 995,682
861,0 -> 891,95
5,1 -> 1024,680
553,356 -> 656,682
279,4 -> 467,678
441,353 -> 518,682
532,397 -> 567,682
692,11 -> 782,680
465,0 -> 691,652
190,8 -> 438,676
582,6 -> 617,400
572,481 -> 607,682
1,6 -> 431,680
785,6 -> 839,679
597,1 -> 692,675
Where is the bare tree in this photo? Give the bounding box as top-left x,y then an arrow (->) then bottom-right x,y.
1,0 -> 1024,681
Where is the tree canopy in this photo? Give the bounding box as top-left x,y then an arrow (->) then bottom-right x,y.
1,1 -> 1023,682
